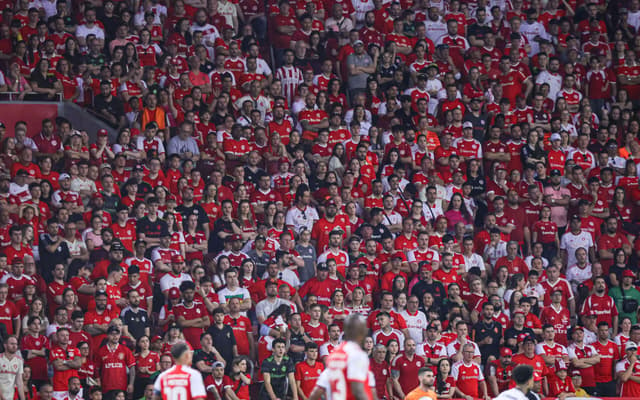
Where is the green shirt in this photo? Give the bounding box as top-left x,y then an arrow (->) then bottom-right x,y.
609,285 -> 640,324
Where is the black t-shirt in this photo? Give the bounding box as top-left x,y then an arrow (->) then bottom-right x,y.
137,216 -> 169,239
193,348 -> 220,377
121,307 -> 149,341
504,326 -> 535,343
176,203 -> 209,229
207,324 -> 236,370
412,280 -> 446,308
472,320 -> 502,363
94,94 -> 125,118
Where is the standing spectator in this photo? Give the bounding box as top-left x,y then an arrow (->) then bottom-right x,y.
346,41 -> 378,99
207,308 -> 237,370
567,326 -> 600,395
94,325 -> 135,397
49,328 -> 82,399
451,343 -> 489,400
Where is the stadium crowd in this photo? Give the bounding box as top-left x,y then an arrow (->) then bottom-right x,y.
1,0 -> 640,399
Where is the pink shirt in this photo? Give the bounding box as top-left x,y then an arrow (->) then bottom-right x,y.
543,186 -> 571,228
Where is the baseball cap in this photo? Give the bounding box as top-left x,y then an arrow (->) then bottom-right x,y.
495,163 -> 508,171
110,241 -> 125,252
462,121 -> 473,129
212,361 -> 225,368
391,252 -> 404,260
550,133 -> 562,142
168,287 -> 181,300
59,173 -> 71,180
317,262 -> 329,271
627,342 -> 638,351
230,234 -> 243,241
98,129 -> 108,137
623,269 -> 636,278
550,169 -> 562,177
533,372 -> 543,382
353,40 -> 364,46
555,359 -> 568,371
172,254 -> 185,263
500,347 -> 512,357
107,325 -> 120,334
571,370 -> 581,377
11,257 -> 23,265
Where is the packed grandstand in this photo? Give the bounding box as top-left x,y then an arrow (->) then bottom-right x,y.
0,0 -> 638,398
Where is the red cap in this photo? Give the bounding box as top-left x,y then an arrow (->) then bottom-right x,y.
151,335 -> 163,343
98,129 -> 108,137
167,194 -> 178,202
623,269 -> 635,278
171,254 -> 185,263
500,347 -> 512,357
325,199 -> 337,207
279,157 -> 290,165
534,372 -> 543,382
11,256 -> 23,265
92,192 -> 103,199
168,287 -> 181,299
223,24 -> 234,31
229,234 -> 243,241
131,128 -> 141,136
391,251 -> 404,260
513,308 -> 525,316
496,162 -> 508,171
555,359 -> 568,371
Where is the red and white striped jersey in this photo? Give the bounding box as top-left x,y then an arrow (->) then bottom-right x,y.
276,65 -> 303,106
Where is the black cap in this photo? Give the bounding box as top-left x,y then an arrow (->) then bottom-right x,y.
107,325 -> 121,334
317,262 -> 329,271
128,265 -> 140,275
110,240 -> 125,252
550,169 -> 561,177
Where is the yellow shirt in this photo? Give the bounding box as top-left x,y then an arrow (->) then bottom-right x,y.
404,387 -> 437,400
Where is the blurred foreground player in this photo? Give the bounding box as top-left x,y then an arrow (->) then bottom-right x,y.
493,365 -> 535,400
324,314 -> 374,400
153,343 -> 206,400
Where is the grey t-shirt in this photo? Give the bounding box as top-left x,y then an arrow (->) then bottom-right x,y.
346,53 -> 373,91
295,243 -> 316,283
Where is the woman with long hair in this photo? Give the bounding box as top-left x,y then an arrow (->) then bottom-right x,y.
5,61 -> 32,100
239,259 -> 257,288
55,58 -> 79,101
436,358 -> 456,399
328,142 -> 346,177
22,365 -> 37,400
531,205 -> 559,261
615,317 -> 633,352
134,336 -> 160,399
347,286 -> 371,316
444,193 -> 473,234
30,58 -> 62,100
229,357 -> 252,400
236,199 -> 257,240
328,289 -> 349,329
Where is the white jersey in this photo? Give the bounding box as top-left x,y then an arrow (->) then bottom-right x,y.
560,231 -> 594,268
324,341 -> 372,400
0,354 -> 22,400
493,387 -> 530,400
400,310 -> 428,344
153,365 -> 206,400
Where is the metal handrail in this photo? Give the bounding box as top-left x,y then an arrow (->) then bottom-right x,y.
0,91 -> 64,101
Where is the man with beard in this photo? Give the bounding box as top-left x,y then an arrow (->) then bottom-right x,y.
580,276 -> 618,332
488,348 -> 515,397
120,289 -> 150,342
310,200 -> 346,253
189,9 -> 219,57
405,367 -> 437,400
38,219 -> 69,282
369,345 -> 392,400
50,328 -> 82,399
64,376 -> 83,400
51,173 -> 84,213
91,240 -> 126,281
597,216 -> 631,272
176,186 -> 210,239
410,262 -> 445,308
567,326 -> 600,394
0,336 -> 25,400
84,291 -> 119,350
494,364 -> 534,400
472,302 -> 502,365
